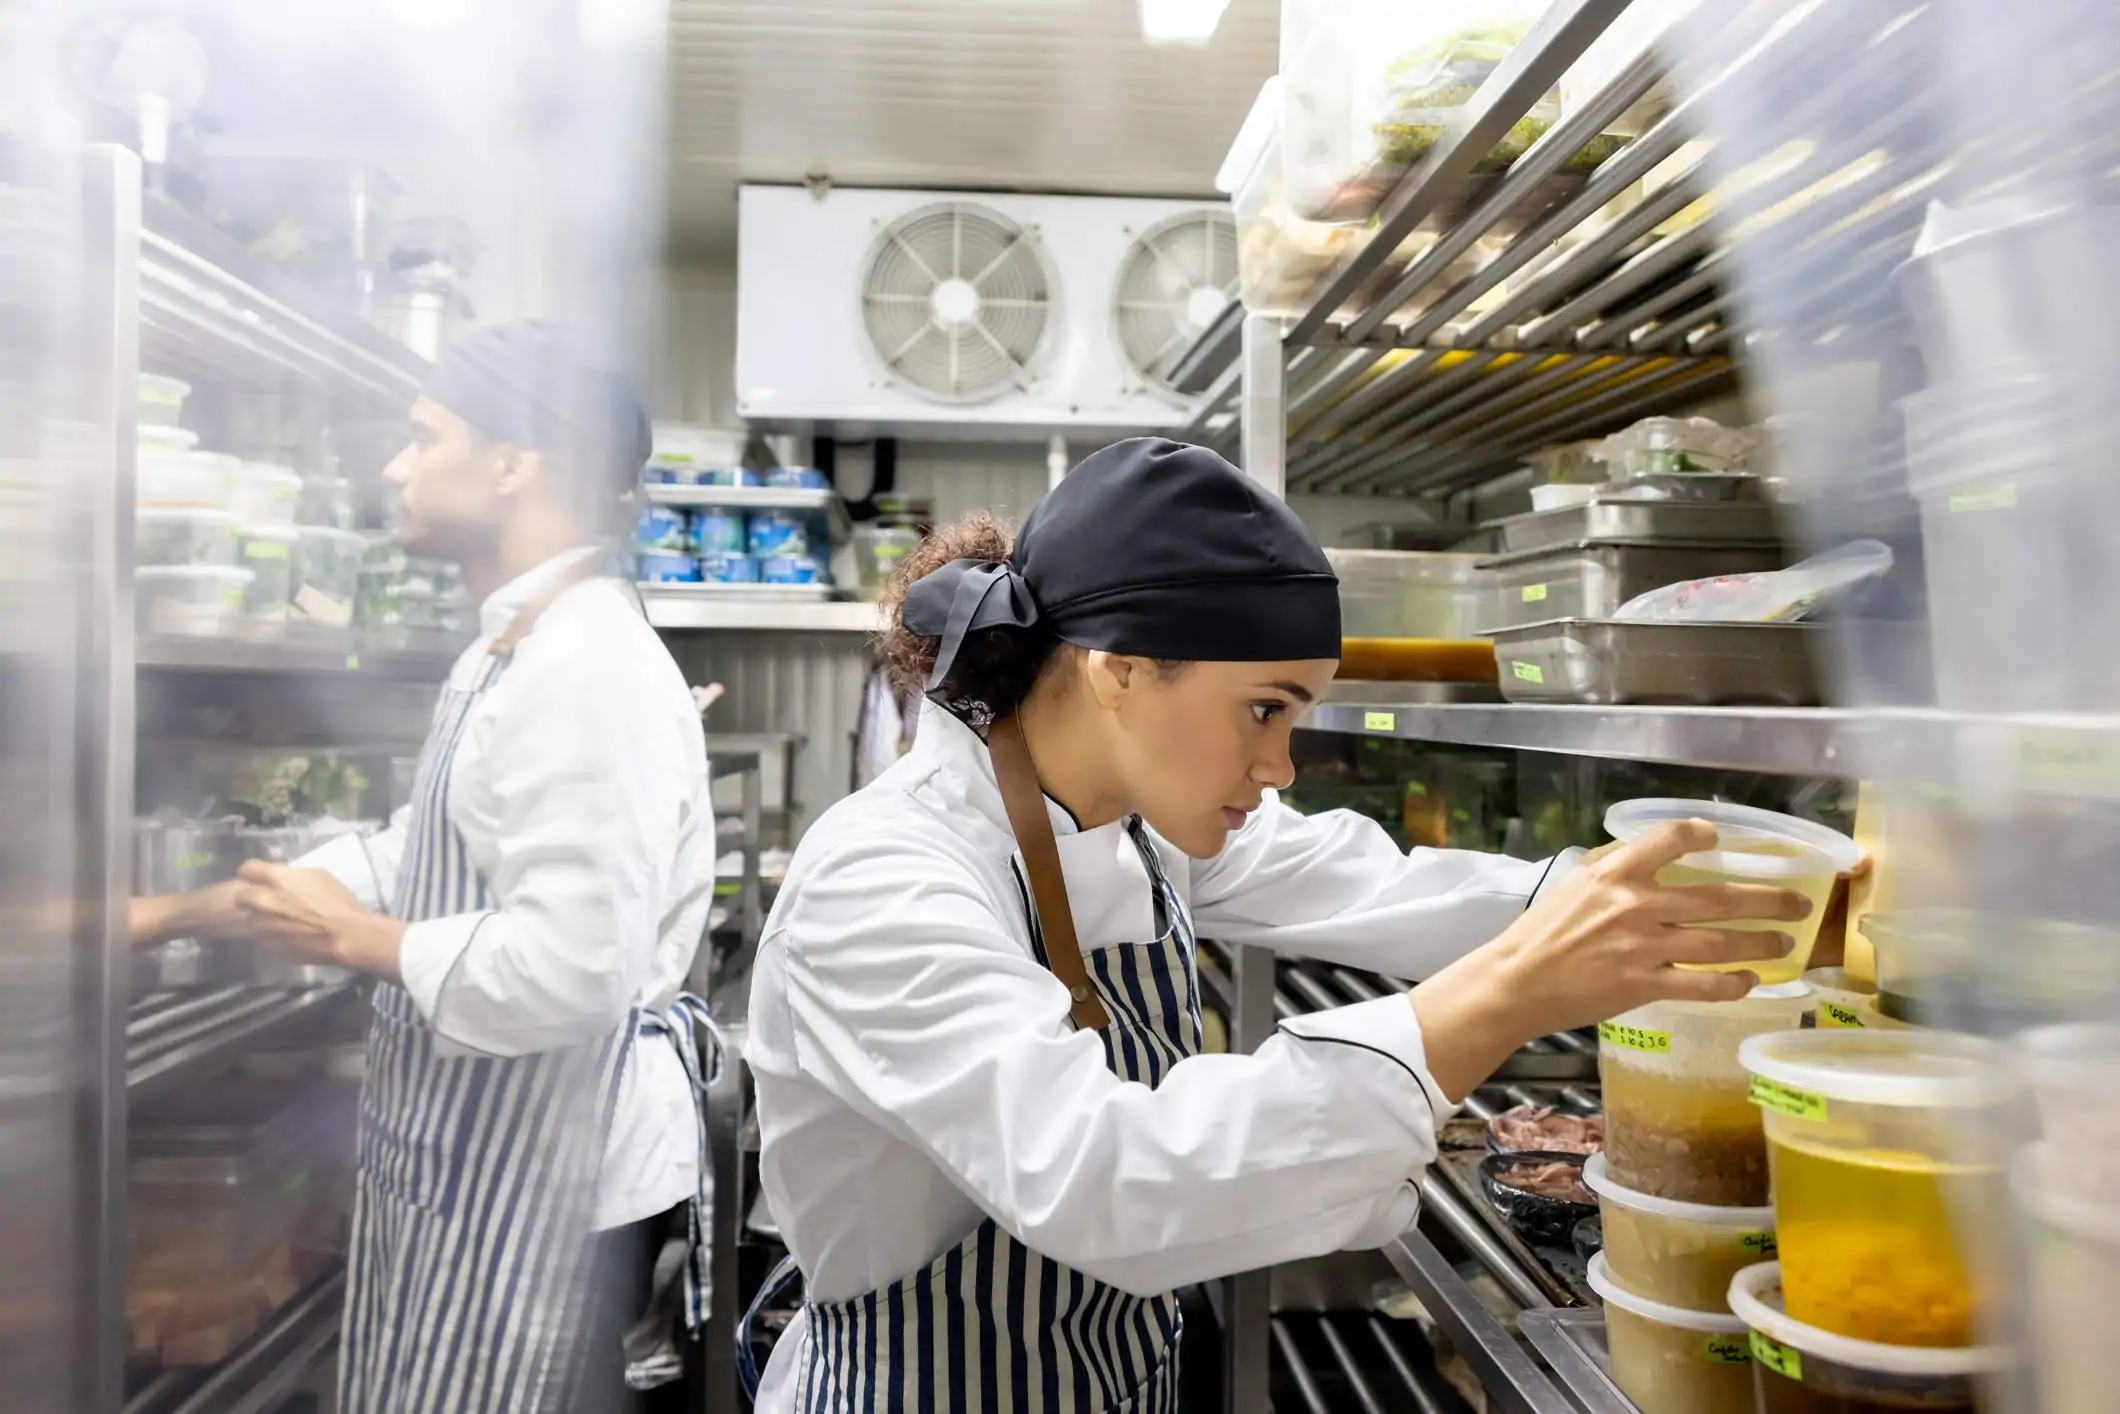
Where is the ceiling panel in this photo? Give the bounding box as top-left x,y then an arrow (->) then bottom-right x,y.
666,0 -> 1277,263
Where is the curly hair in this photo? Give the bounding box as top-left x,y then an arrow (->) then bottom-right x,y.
873,512 -> 1061,718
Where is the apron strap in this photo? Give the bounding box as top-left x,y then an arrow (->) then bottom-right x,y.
488,553 -> 609,658
987,715 -> 1113,1032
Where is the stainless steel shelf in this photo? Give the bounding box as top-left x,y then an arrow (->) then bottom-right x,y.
1383,1229 -> 1576,1414
127,982 -> 359,1101
126,1266 -> 346,1414
137,629 -> 464,680
641,587 -> 880,633
642,482 -> 853,538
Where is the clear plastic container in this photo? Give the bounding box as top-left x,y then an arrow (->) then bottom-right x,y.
1606,798 -> 1863,985
293,526 -> 368,626
1859,910 -> 2120,1032
1728,1262 -> 2001,1414
1738,1031 -> 2013,1348
854,524 -> 923,598
137,424 -> 199,453
299,476 -> 356,530
2013,1143 -> 2120,1414
1802,967 -> 1877,1032
1324,548 -> 1483,638
136,507 -> 241,567
230,463 -> 303,525
1599,987 -> 1811,1205
237,524 -> 298,621
2012,1023 -> 2120,1208
137,566 -> 253,636
1598,416 -> 1756,476
138,449 -> 231,509
1584,1152 -> 1776,1311
1587,1252 -> 1755,1414
137,372 -> 192,428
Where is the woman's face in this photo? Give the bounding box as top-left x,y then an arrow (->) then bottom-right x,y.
1087,655 -> 1339,859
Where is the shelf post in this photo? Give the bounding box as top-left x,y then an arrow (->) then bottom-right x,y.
1220,310 -> 1286,1414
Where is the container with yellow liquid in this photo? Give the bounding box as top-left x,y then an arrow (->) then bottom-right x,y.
1606,798 -> 1864,986
1737,1031 -> 2014,1348
1801,967 -> 1876,1031
1587,1252 -> 1756,1414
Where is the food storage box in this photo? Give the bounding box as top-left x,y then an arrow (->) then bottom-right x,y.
635,505 -> 691,554
1491,619 -> 1822,706
137,566 -> 253,636
1802,967 -> 1876,1031
139,450 -> 230,509
638,551 -> 700,584
1587,1253 -> 1754,1414
1474,540 -> 1787,633
1324,548 -> 1483,638
230,463 -> 303,525
691,508 -> 748,556
1607,799 -> 1862,984
293,526 -> 367,626
698,552 -> 757,584
1599,988 -> 1810,1206
748,510 -> 812,558
1860,909 -> 2120,1033
2014,1143 -> 2118,1414
1738,1031 -> 2012,1348
1728,1262 -> 2000,1414
137,373 -> 192,428
2012,1023 -> 2120,1209
238,524 -> 299,621
299,476 -> 356,530
853,524 -> 922,598
1490,499 -> 1782,554
1584,1153 -> 1775,1312
760,554 -> 830,586
138,424 -> 199,453
1597,416 -> 1755,476
137,507 -> 241,568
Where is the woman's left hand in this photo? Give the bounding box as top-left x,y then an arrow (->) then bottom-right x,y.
234,860 -> 406,981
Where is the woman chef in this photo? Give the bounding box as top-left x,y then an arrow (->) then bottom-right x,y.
131,323 -> 717,1413
744,437 -> 1810,1413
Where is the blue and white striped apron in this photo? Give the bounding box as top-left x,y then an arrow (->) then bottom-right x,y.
792,823 -> 1203,1414
338,585 -> 717,1413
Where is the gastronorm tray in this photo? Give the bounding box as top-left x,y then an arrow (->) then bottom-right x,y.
1493,500 -> 1783,554
1474,540 -> 1788,633
1489,619 -> 1823,706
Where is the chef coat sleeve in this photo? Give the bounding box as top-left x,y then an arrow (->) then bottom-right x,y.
391,653 -> 689,1056
774,834 -> 1455,1296
1188,792 -> 1585,979
296,807 -> 412,913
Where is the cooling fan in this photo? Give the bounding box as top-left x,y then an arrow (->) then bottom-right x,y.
858,201 -> 1056,404
1111,210 -> 1237,403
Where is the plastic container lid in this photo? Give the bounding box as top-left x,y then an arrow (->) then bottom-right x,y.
1587,1252 -> 1749,1333
1583,1153 -> 1775,1229
298,525 -> 371,547
1605,797 -> 1863,878
2012,1141 -> 2120,1243
137,425 -> 199,451
138,505 -> 237,527
136,565 -> 254,589
1737,1029 -> 2014,1109
1727,1262 -> 2011,1376
236,462 -> 302,487
137,373 -> 192,404
241,522 -> 300,545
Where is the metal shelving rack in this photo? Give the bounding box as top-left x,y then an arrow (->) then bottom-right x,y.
1187,2 -> 1957,1410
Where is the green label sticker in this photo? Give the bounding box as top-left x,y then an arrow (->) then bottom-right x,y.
1817,1000 -> 1865,1029
281,1169 -> 310,1195
1405,781 -> 1428,796
1751,1074 -> 1829,1121
2017,729 -> 2120,794
172,851 -> 218,870
1740,1230 -> 1778,1256
245,541 -> 290,560
1510,661 -> 1545,684
1598,1020 -> 1672,1053
1750,1331 -> 1802,1381
1363,711 -> 1397,732
345,654 -> 360,671
1703,1336 -> 1752,1366
1948,481 -> 2017,513
1522,583 -> 1550,603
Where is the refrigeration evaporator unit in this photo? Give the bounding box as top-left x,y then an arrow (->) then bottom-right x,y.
736,184 -> 1236,439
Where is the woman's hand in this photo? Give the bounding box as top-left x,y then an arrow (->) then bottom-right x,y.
234,861 -> 406,982
1411,819 -> 1812,1102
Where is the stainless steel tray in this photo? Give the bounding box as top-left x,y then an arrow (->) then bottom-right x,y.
1493,501 -> 1783,554
1490,619 -> 1822,706
1476,540 -> 1788,633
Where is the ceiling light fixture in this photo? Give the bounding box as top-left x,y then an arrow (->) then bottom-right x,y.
1138,0 -> 1233,46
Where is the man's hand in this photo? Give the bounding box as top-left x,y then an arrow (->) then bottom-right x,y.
234,861 -> 405,983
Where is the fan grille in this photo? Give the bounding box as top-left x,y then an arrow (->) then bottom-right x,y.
1112,210 -> 1238,402
860,202 -> 1054,404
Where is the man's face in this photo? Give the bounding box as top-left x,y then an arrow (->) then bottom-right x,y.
383,397 -> 509,560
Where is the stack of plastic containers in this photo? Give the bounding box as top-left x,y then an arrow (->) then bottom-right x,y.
1727,1030 -> 2015,1413
632,467 -> 837,589
1588,796 -> 1863,1414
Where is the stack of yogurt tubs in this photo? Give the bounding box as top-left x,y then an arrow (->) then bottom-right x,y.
1583,799 -> 1865,1414
634,467 -> 837,590
134,372 -> 373,639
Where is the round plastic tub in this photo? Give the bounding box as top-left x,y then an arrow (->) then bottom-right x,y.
1803,967 -> 1876,1031
634,505 -> 691,554
1598,985 -> 1811,1205
237,525 -> 298,621
1860,909 -> 2120,1031
1583,1152 -> 1775,1311
1738,1031 -> 2013,1347
760,554 -> 829,586
229,464 -> 303,525
137,425 -> 199,453
747,510 -> 811,557
136,508 -> 240,568
637,551 -> 699,584
2013,1142 -> 2117,1413
137,373 -> 191,428
299,477 -> 355,531
139,450 -> 229,509
1728,1262 -> 2003,1413
697,553 -> 757,584
137,566 -> 252,636
1606,799 -> 1862,985
1587,1252 -> 1754,1414
2012,1024 -> 2120,1208
691,509 -> 748,556
293,527 -> 369,621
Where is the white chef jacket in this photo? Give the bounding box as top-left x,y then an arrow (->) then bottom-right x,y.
747,704 -> 1577,1408
301,546 -> 716,1232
